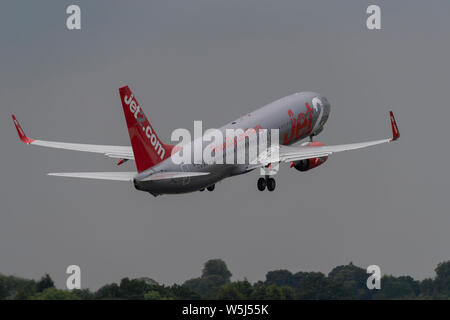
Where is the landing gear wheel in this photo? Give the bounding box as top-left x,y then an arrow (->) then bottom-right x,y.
207,185 -> 215,191
199,188 -> 205,192
257,178 -> 267,191
267,177 -> 276,191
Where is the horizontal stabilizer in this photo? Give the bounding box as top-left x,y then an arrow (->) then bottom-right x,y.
48,172 -> 136,181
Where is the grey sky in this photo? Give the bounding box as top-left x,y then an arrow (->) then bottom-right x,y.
1,0 -> 450,290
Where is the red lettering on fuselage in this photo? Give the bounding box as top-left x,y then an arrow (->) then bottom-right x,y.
212,125 -> 263,153
283,102 -> 314,145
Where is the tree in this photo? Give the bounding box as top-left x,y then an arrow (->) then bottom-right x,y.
119,278 -> 152,300
279,286 -> 296,300
372,275 -> 418,300
418,278 -> 435,299
248,284 -> 295,300
30,288 -> 80,300
184,259 -> 233,298
0,275 -> 37,300
183,275 -> 227,298
251,282 -> 269,299
169,284 -> 201,300
6,259 -> 450,300
36,274 -> 54,293
71,289 -> 94,300
215,281 -> 252,300
434,261 -> 450,298
328,264 -> 372,299
14,282 -> 37,300
0,278 -> 7,299
202,259 -> 232,281
215,283 -> 246,300
95,283 -> 121,300
144,290 -> 162,300
293,272 -> 332,299
265,270 -> 294,287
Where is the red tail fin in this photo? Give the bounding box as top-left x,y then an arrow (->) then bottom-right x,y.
119,86 -> 174,172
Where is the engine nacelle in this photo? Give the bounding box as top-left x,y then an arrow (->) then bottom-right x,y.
290,141 -> 328,172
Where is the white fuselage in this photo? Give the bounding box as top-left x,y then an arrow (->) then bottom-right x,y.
133,92 -> 331,195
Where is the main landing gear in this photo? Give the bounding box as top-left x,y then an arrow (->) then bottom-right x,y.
200,184 -> 215,192
257,177 -> 276,191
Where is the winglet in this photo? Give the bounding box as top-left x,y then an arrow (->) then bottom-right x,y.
389,111 -> 400,141
11,115 -> 34,144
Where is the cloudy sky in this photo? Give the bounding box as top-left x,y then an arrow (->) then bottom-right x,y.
1,0 -> 450,289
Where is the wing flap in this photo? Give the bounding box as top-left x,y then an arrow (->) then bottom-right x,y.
140,171 -> 210,181
276,139 -> 390,162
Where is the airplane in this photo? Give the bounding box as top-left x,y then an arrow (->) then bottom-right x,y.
12,85 -> 399,196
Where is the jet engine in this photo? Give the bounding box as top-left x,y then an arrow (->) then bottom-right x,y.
290,141 -> 328,172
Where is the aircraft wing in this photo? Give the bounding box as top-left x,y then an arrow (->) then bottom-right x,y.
258,111 -> 400,165
11,115 -> 134,160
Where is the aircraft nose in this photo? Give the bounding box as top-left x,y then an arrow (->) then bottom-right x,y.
319,95 -> 331,114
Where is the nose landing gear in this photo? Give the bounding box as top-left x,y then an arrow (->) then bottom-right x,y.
257,177 -> 276,191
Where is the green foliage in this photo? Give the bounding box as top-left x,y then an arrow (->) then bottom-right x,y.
215,281 -> 252,300
372,275 -> 419,300
0,274 -> 37,299
265,270 -> 294,287
280,286 -> 296,299
0,278 -> 7,300
434,261 -> 450,297
183,275 -> 227,298
418,278 -> 435,298
119,277 -> 151,300
3,260 -> 450,300
94,280 -> 198,300
292,272 -> 332,299
71,289 -> 95,300
328,264 -> 372,299
95,283 -> 121,300
30,288 -> 80,300
202,259 -> 232,281
144,290 -> 162,300
168,284 -> 201,300
183,259 -> 233,297
36,274 -> 54,293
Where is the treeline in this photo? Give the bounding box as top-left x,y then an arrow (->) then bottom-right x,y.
1,259 -> 450,300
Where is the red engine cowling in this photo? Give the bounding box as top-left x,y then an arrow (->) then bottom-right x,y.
290,141 -> 328,172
